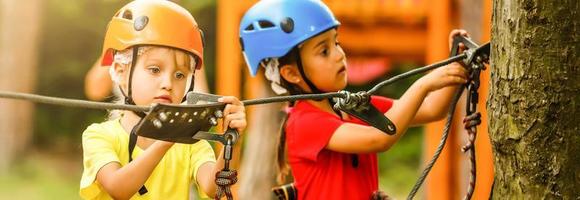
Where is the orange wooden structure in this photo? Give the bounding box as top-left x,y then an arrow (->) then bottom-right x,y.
215,0 -> 493,199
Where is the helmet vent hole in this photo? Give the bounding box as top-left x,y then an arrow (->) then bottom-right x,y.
280,17 -> 294,33
245,24 -> 255,31
258,20 -> 275,29
122,10 -> 133,20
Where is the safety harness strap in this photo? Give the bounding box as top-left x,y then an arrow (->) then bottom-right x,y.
128,125 -> 149,195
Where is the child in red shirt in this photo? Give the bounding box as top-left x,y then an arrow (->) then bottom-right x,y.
239,0 -> 469,199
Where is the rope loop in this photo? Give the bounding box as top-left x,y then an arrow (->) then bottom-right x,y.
214,169 -> 238,200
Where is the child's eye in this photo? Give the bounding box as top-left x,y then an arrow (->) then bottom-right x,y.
148,66 -> 160,74
321,48 -> 329,56
175,72 -> 186,80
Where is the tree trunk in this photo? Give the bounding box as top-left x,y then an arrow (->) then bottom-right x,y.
0,0 -> 42,171
238,84 -> 282,200
489,0 -> 579,198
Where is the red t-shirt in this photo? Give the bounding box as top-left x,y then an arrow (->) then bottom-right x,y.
286,96 -> 394,200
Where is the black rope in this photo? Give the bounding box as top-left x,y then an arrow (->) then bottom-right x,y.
0,54 -> 466,110
0,91 -> 149,112
368,54 -> 466,94
243,92 -> 344,106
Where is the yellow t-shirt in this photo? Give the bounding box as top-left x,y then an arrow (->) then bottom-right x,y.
80,119 -> 216,200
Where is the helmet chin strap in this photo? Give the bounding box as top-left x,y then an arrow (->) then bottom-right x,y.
181,70 -> 195,103
119,46 -> 147,118
294,48 -> 325,96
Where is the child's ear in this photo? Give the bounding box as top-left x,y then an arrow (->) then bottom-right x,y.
112,63 -> 127,84
113,63 -> 124,75
279,64 -> 301,84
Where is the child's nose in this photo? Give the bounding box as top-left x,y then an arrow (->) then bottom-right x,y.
335,46 -> 346,62
160,73 -> 173,91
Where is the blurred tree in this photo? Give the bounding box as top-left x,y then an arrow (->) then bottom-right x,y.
490,0 -> 579,198
0,0 -> 43,171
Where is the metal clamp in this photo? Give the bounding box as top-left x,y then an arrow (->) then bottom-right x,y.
333,90 -> 397,135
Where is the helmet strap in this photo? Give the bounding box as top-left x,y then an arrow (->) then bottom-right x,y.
122,46 -> 147,118
181,70 -> 195,103
295,48 -> 325,100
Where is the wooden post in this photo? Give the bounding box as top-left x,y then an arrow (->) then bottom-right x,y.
424,0 -> 458,199
471,0 -> 494,199
216,0 -> 242,97
238,72 -> 281,199
216,1 -> 244,198
0,0 -> 42,172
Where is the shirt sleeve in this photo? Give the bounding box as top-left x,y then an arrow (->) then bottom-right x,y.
79,124 -> 120,199
370,95 -> 394,113
287,111 -> 344,162
190,140 -> 217,198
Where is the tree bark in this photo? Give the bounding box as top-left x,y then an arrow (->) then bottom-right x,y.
238,85 -> 282,200
0,0 -> 42,171
489,0 -> 579,199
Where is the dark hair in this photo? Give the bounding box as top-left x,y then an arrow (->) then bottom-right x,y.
274,47 -> 303,184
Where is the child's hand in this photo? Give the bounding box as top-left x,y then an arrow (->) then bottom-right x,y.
417,29 -> 471,92
218,96 -> 247,133
449,29 -> 470,53
419,61 -> 469,92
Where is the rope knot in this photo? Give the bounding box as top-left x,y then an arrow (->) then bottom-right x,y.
214,170 -> 237,200
463,112 -> 481,130
333,90 -> 370,111
461,112 -> 481,152
215,170 -> 238,186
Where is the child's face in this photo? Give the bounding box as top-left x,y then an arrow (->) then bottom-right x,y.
120,47 -> 193,105
299,29 -> 348,92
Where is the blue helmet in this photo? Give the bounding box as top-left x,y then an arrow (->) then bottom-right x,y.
239,0 -> 340,76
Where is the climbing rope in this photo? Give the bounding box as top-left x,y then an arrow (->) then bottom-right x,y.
0,54 -> 466,112
0,91 -> 149,112
215,170 -> 237,200
213,129 -> 239,200
406,85 -> 465,200
462,112 -> 481,200
461,64 -> 484,200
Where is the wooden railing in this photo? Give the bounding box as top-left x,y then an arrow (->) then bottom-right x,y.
324,0 -> 427,24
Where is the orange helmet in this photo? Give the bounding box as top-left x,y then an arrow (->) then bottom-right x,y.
100,0 -> 204,69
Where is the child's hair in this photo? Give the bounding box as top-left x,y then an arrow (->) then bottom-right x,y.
269,47 -> 303,184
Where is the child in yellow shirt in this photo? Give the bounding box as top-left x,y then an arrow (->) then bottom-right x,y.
80,1 -> 246,199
